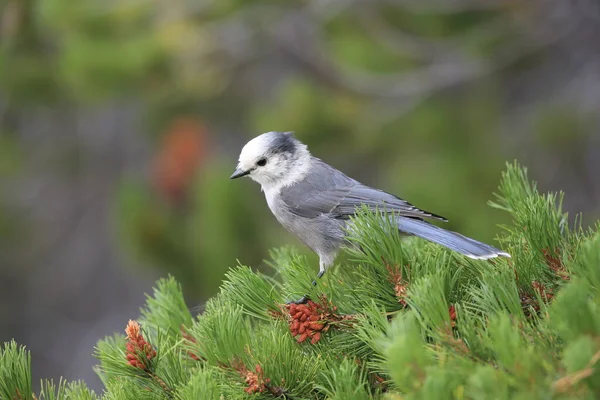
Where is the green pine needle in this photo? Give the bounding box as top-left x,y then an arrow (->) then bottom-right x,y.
173,366 -> 227,399
139,276 -> 193,336
186,298 -> 251,366
316,358 -> 374,400
38,378 -> 67,400
220,264 -> 284,320
64,381 -> 98,400
0,340 -> 32,400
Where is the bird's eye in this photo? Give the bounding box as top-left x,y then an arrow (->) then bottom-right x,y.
256,158 -> 267,167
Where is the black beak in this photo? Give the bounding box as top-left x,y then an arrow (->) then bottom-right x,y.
230,168 -> 251,179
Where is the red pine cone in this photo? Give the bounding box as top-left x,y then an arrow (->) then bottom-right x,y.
125,320 -> 157,371
242,364 -> 271,394
384,260 -> 409,307
285,300 -> 329,344
448,305 -> 457,327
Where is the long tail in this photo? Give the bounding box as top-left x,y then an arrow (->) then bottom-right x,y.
397,217 -> 510,260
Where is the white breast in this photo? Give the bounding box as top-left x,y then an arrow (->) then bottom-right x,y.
263,186 -> 285,218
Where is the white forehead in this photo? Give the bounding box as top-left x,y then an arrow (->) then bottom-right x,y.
238,132 -> 279,163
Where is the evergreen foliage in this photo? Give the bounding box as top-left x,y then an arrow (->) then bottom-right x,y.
2,162 -> 600,399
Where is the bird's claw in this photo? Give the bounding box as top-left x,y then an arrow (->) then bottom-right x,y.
286,295 -> 310,305
285,273 -> 322,304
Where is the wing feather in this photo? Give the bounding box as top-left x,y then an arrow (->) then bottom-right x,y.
280,158 -> 447,221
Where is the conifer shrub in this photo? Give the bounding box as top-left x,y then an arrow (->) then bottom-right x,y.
2,162 -> 600,399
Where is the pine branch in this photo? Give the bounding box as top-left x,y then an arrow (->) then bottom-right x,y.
220,264 -> 284,320
37,378 -> 67,400
139,276 -> 193,336
316,358 -> 375,399
63,382 -> 97,400
3,162 -> 600,399
0,341 -> 31,400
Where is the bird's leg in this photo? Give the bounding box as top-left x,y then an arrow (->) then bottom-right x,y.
291,295 -> 310,305
311,261 -> 327,286
289,260 -> 327,304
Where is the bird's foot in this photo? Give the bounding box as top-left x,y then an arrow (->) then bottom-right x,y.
285,271 -> 324,304
286,295 -> 310,305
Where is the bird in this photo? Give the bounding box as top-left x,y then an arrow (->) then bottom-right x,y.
230,131 -> 510,303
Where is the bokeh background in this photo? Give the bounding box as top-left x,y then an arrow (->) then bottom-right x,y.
1,0 -> 599,391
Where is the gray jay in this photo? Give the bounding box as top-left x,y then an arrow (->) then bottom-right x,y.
231,132 -> 510,301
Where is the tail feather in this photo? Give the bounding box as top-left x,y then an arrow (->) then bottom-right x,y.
397,217 -> 510,260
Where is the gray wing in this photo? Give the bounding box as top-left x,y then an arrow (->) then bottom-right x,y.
280,158 -> 447,221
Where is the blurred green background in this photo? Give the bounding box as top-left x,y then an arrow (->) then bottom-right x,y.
1,0 -> 599,391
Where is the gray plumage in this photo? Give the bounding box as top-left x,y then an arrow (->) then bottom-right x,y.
231,131 -> 510,280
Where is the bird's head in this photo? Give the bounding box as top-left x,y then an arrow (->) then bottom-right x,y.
230,131 -> 311,188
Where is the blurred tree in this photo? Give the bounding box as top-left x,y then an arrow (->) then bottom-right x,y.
3,0 -> 598,298
152,117 -> 208,205
1,1 -> 599,388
